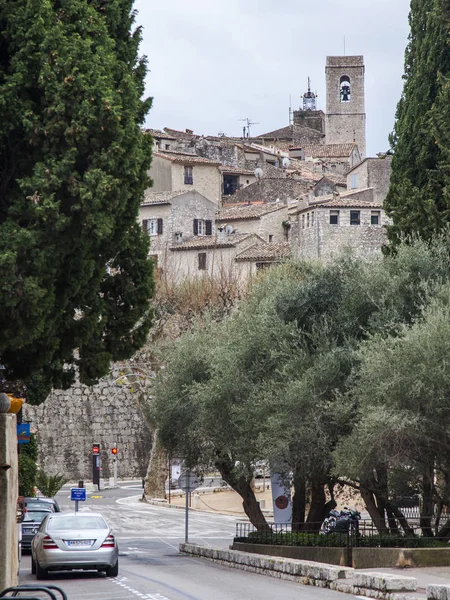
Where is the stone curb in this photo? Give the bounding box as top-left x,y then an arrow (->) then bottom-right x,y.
427,585 -> 450,600
179,543 -> 428,600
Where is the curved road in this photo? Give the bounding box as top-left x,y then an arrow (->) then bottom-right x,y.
19,482 -> 351,600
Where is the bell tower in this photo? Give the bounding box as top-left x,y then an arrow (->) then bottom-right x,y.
325,55 -> 366,158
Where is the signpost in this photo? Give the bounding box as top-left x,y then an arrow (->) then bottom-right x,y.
70,487 -> 86,513
177,470 -> 202,543
92,443 -> 101,490
16,424 -> 31,444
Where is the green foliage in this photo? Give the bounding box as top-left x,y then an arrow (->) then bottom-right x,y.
244,531 -> 448,549
36,471 -> 67,497
0,0 -> 154,402
385,0 -> 450,245
19,432 -> 38,496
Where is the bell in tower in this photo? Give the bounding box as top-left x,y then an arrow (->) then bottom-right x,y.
340,76 -> 351,102
303,77 -> 317,111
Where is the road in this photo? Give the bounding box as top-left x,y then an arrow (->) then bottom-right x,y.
18,481 -> 349,600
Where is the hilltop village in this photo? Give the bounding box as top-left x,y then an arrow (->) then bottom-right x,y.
141,55 -> 392,281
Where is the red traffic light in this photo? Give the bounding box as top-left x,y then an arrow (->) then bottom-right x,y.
111,447 -> 118,455
92,443 -> 100,455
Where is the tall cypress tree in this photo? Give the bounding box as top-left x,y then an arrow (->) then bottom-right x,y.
385,0 -> 450,246
0,0 -> 154,402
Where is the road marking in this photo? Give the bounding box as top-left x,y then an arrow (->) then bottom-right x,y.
91,495 -> 103,498
108,577 -> 171,600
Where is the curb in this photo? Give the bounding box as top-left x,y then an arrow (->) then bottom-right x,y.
179,543 -> 436,600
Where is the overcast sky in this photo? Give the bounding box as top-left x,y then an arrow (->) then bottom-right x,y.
134,0 -> 411,157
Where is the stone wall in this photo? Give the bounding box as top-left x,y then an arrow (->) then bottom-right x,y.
23,376 -> 153,481
230,178 -> 308,205
295,205 -> 388,262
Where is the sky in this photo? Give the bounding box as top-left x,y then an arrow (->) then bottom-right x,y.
134,0 -> 411,157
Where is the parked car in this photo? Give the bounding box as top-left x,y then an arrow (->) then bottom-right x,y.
21,509 -> 53,552
31,512 -> 119,579
24,496 -> 61,513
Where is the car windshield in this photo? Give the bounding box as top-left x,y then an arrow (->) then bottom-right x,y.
47,516 -> 108,531
25,503 -> 55,512
23,511 -> 50,523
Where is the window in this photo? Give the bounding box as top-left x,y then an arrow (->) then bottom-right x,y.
268,235 -> 273,242
184,165 -> 193,185
331,164 -> 337,171
302,214 -> 305,229
307,213 -> 310,227
193,219 -> 212,236
142,218 -> 163,235
311,212 -> 315,227
351,174 -> 358,189
198,252 -> 207,270
330,210 -> 339,225
165,144 -> 170,150
371,211 -> 380,225
350,210 -> 360,226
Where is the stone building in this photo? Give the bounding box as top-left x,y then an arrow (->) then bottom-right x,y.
235,242 -> 291,276
346,155 -> 392,203
139,189 -> 218,276
293,143 -> 361,175
168,233 -> 264,284
149,150 -> 222,205
314,174 -> 347,197
325,56 -> 366,158
217,201 -> 289,244
291,189 -> 388,262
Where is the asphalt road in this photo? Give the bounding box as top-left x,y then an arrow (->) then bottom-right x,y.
17,481 -> 351,600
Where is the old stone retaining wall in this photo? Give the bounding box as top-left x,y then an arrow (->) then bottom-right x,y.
23,377 -> 153,481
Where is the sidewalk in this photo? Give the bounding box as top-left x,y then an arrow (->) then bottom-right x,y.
148,487 -> 450,594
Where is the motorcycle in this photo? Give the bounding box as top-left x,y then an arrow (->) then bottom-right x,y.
323,507 -> 361,534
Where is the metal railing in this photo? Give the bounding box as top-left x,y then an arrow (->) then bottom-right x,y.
234,520 -> 449,567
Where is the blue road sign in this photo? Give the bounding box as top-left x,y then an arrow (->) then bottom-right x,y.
70,487 -> 87,502
17,423 -> 31,444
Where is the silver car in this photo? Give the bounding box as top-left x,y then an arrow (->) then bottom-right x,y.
31,512 -> 119,579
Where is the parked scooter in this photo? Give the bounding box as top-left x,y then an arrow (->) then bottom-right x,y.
323,507 -> 361,534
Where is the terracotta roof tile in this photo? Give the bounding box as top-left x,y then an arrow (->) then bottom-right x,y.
217,202 -> 285,221
235,242 -> 291,262
145,128 -> 177,140
219,166 -> 255,175
141,190 -> 190,205
170,233 -> 258,251
154,151 -> 220,166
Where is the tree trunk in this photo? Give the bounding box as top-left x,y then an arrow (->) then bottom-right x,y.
305,479 -> 335,533
291,472 -> 306,533
215,454 -> 270,531
360,483 -> 388,533
143,429 -> 167,500
421,459 -> 435,537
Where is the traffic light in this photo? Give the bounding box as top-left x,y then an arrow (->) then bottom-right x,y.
111,447 -> 118,456
92,443 -> 100,455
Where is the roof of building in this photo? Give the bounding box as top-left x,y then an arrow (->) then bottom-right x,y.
217,202 -> 286,221
170,233 -> 261,251
297,143 -> 358,158
145,128 -> 177,141
345,155 -> 393,175
141,190 -> 191,205
297,188 -> 381,212
163,127 -> 200,140
154,151 -> 221,166
315,173 -> 347,187
235,242 -> 291,262
219,165 -> 256,175
257,124 -> 324,141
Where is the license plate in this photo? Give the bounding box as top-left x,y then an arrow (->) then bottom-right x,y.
66,540 -> 94,547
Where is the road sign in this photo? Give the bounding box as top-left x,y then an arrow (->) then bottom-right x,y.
177,470 -> 201,492
92,443 -> 100,455
17,424 -> 31,444
70,487 -> 87,502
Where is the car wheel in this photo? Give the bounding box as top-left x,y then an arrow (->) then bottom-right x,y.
35,560 -> 47,580
105,560 -> 119,577
31,556 -> 36,575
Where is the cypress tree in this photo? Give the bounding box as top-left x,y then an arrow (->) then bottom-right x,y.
0,0 -> 154,402
385,0 -> 450,246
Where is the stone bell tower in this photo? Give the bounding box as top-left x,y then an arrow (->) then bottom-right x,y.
325,55 -> 366,158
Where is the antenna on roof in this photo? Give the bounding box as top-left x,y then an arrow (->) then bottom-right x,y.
289,94 -> 292,125
239,117 -> 259,141
344,36 -> 346,56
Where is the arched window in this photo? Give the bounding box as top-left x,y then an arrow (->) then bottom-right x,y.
340,75 -> 351,102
